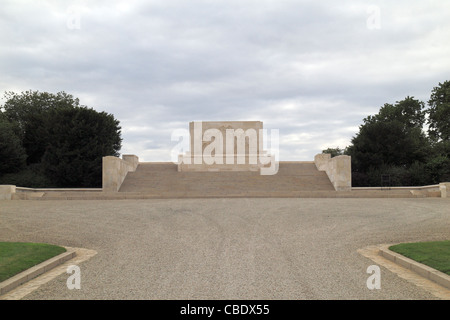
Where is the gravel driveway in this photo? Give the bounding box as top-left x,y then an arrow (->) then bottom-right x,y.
0,198 -> 449,299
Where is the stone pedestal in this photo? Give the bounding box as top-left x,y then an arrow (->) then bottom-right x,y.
0,185 -> 16,200
440,182 -> 449,198
178,121 -> 276,174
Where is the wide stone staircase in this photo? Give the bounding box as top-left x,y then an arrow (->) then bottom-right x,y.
118,161 -> 335,197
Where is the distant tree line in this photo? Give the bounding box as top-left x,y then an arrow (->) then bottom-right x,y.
0,91 -> 122,188
323,80 -> 450,187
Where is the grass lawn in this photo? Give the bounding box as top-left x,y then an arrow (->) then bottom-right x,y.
389,240 -> 450,275
0,242 -> 66,282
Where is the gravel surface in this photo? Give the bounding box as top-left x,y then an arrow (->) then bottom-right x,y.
0,198 -> 449,300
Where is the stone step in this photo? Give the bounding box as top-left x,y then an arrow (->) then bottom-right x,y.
134,162 -> 178,172
118,161 -> 336,193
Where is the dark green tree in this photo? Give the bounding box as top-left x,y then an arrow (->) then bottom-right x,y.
1,90 -> 122,187
322,147 -> 344,157
366,97 -> 426,129
41,106 -> 122,187
2,91 -> 81,164
424,81 -> 450,183
346,96 -> 431,186
348,97 -> 429,173
0,112 -> 27,174
427,80 -> 450,141
423,139 -> 450,184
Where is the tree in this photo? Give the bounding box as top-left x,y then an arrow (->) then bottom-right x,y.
2,91 -> 81,164
322,147 -> 345,157
424,138 -> 450,184
342,82 -> 449,187
346,97 -> 432,186
1,90 -> 122,187
366,97 -> 426,129
347,97 -> 429,174
428,80 -> 450,141
0,112 -> 26,174
41,106 -> 122,187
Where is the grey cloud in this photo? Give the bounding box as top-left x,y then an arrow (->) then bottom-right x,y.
1,0 -> 449,161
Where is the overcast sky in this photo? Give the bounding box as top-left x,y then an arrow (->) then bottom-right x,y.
1,0 -> 449,161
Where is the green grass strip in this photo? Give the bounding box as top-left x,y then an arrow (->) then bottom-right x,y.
0,242 -> 66,282
389,240 -> 450,275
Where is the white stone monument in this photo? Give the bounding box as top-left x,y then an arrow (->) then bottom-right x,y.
177,121 -> 277,174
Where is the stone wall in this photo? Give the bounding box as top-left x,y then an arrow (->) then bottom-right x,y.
314,153 -> 352,191
440,182 -> 450,198
0,185 -> 16,200
102,155 -> 139,192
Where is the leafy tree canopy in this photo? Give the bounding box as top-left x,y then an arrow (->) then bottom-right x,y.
347,97 -> 429,173
2,91 -> 81,164
321,81 -> 449,187
363,96 -> 425,129
1,90 -> 122,187
0,111 -> 26,174
322,147 -> 345,158
428,80 -> 450,141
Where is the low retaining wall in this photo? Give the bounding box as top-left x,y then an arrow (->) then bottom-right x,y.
353,184 -> 444,198
13,188 -> 102,200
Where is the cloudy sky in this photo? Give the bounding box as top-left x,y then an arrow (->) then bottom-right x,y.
1,0 -> 449,161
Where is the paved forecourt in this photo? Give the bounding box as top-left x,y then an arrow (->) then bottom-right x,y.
0,198 -> 449,299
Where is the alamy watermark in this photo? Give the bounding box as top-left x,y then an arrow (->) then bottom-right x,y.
366,5 -> 381,30
171,122 -> 279,175
66,265 -> 81,290
366,265 -> 381,290
67,6 -> 81,30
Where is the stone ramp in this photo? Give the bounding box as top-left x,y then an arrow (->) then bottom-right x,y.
118,161 -> 335,196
